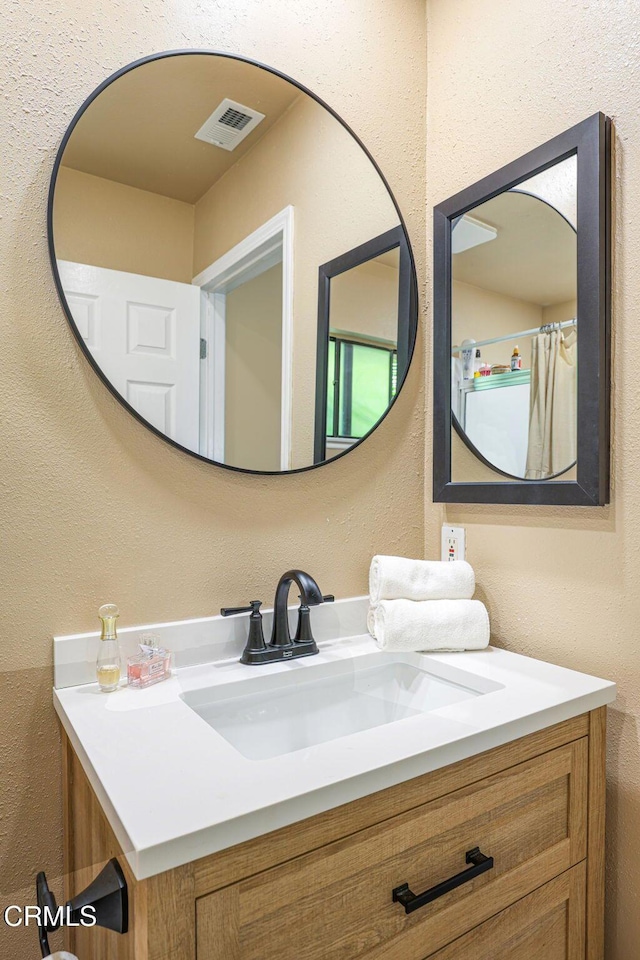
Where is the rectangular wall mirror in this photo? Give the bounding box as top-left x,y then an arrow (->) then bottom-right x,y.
433,112 -> 611,505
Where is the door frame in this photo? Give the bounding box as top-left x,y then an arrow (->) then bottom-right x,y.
192,206 -> 294,469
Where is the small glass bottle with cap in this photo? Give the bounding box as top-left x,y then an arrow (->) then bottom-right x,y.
96,603 -> 122,692
127,632 -> 171,688
511,345 -> 522,370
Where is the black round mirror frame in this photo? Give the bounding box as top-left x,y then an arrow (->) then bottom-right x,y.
450,187 -> 578,484
47,49 -> 419,477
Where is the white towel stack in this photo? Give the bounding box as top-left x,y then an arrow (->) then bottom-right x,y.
368,555 -> 489,652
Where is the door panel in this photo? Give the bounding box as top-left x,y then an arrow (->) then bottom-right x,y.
196,740 -> 587,960
426,863 -> 585,960
58,261 -> 201,451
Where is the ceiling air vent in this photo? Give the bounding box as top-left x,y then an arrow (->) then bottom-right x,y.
194,98 -> 266,152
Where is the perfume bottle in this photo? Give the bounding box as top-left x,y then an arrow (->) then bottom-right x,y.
96,603 -> 122,692
127,632 -> 171,688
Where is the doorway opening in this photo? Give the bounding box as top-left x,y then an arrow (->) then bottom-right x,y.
193,206 -> 294,470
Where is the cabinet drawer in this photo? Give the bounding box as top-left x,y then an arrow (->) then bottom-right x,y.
197,739 -> 587,960
425,862 -> 586,960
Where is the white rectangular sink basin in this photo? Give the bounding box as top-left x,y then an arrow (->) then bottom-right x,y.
180,653 -> 490,760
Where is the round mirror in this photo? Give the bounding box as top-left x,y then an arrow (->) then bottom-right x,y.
451,180 -> 577,480
49,51 -> 417,474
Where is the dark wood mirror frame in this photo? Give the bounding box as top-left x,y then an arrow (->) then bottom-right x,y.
433,112 -> 611,506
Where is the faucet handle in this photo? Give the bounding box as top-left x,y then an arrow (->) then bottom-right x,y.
294,593 -> 332,644
293,594 -> 334,612
294,600 -> 314,644
221,602 -> 268,663
221,600 -> 262,617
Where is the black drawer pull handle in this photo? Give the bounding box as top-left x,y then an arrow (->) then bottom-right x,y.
392,847 -> 494,915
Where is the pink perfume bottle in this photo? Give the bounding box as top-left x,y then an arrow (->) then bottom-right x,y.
127,633 -> 171,688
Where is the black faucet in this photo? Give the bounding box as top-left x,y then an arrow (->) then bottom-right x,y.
221,569 -> 333,665
271,569 -> 324,647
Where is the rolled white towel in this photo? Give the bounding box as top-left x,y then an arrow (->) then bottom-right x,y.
44,953 -> 79,960
369,556 -> 475,605
367,604 -> 376,637
370,598 -> 489,652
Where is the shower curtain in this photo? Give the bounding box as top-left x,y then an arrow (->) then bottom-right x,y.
525,328 -> 577,480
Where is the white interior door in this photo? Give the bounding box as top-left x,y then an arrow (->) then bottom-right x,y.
58,261 -> 201,451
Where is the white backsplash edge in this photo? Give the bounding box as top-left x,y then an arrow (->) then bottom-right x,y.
53,596 -> 370,689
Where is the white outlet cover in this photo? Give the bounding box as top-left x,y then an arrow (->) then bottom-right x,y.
441,525 -> 466,562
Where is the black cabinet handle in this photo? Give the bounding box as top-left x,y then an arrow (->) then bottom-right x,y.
36,858 -> 127,957
392,847 -> 493,915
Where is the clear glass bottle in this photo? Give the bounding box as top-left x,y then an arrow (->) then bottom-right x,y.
127,632 -> 171,688
96,603 -> 122,692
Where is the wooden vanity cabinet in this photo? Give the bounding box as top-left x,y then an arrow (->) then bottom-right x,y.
62,708 -> 606,960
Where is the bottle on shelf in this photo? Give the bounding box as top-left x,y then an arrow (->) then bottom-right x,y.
473,348 -> 483,377
461,339 -> 476,380
511,345 -> 522,371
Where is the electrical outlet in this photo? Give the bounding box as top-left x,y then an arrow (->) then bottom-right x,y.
441,525 -> 466,562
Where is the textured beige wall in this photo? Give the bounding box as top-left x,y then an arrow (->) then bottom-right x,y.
54,167 -> 195,282
1,2 -> 426,958
426,2 -> 633,955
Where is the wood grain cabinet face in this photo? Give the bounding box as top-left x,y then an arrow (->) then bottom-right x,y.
196,739 -> 588,960
427,862 -> 586,960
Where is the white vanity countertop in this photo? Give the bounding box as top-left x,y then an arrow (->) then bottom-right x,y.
53,625 -> 616,881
